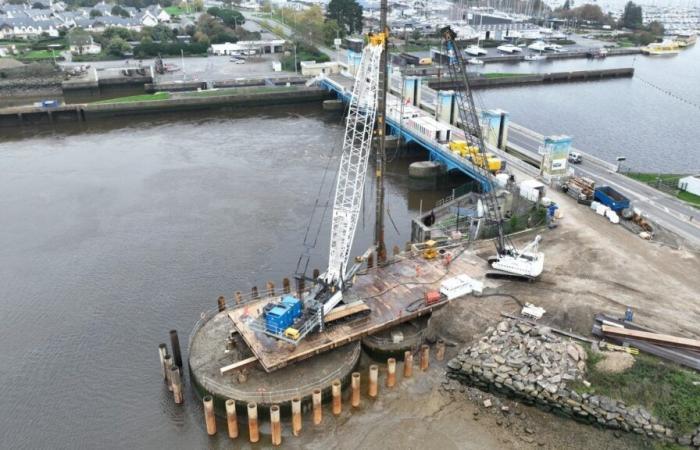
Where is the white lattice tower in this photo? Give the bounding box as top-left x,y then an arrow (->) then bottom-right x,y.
325,42 -> 384,285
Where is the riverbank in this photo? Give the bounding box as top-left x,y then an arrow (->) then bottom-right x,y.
0,85 -> 330,127
626,172 -> 700,208
446,319 -> 700,447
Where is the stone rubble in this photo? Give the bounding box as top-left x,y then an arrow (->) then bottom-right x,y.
446,319 -> 700,448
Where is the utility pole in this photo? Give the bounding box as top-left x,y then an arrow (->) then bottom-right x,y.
374,0 -> 388,264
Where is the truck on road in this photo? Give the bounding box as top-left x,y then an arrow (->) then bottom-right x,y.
594,186 -> 630,212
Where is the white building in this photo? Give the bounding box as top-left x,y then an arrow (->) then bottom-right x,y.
69,35 -> 102,55
0,18 -> 60,38
678,175 -> 700,197
210,39 -> 286,55
300,60 -> 341,76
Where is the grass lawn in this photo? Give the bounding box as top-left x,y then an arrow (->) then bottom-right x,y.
164,6 -> 187,16
481,72 -> 524,79
626,172 -> 700,208
181,86 -> 298,98
401,44 -> 433,52
573,352 -> 700,434
626,172 -> 684,184
92,92 -> 171,104
19,50 -> 55,60
678,190 -> 700,207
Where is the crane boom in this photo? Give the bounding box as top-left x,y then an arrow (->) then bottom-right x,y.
325,36 -> 385,287
440,26 -> 511,255
440,26 -> 544,280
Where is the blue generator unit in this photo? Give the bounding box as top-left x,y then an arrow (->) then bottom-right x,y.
264,296 -> 302,334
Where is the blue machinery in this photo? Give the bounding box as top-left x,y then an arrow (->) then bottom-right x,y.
319,76 -> 492,192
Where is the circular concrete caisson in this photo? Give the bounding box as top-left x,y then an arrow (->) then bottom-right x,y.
362,315 -> 430,358
188,310 -> 360,417
408,161 -> 445,179
322,99 -> 345,111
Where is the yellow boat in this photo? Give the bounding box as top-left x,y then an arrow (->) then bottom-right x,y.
641,41 -> 680,56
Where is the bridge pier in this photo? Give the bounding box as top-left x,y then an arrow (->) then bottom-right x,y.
402,76 -> 422,106
481,109 -> 509,150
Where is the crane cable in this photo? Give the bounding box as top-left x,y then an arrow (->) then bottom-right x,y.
295,98 -> 352,276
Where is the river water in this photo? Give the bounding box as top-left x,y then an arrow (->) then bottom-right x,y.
1,45 -> 698,449
473,43 -> 700,173
0,105 -> 464,449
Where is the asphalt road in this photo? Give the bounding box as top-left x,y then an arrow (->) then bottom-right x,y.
507,125 -> 700,247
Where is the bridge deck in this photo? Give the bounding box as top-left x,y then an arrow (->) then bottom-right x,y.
323,74 -> 492,190
228,250 -> 488,372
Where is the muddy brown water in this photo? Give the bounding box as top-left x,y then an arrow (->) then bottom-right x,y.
0,104 -> 475,449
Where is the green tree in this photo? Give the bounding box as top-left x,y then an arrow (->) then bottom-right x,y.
103,27 -> 134,41
144,24 -> 175,42
577,4 -> 605,22
207,7 -> 245,28
32,2 -> 48,9
322,19 -> 342,46
646,20 -> 664,36
621,1 -> 643,29
411,29 -> 421,41
106,37 -> 131,56
111,5 -> 131,17
298,5 -> 324,41
562,0 -> 572,11
326,0 -> 363,34
89,9 -> 102,17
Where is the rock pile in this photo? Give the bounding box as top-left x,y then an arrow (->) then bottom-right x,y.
446,319 -> 696,447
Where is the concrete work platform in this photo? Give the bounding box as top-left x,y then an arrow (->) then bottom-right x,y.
228,248 -> 488,372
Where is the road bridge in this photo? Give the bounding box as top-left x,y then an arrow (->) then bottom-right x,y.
320,74 -> 494,191
318,72 -> 700,247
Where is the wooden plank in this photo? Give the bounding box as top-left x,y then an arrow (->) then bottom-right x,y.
601,325 -> 700,351
220,355 -> 258,375
592,325 -> 700,371
324,301 -> 370,322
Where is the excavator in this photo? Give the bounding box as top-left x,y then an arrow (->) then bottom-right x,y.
440,26 -> 544,280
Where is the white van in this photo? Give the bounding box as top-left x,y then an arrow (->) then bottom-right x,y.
568,152 -> 583,164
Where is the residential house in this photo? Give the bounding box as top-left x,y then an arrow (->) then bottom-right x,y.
145,4 -> 170,22
0,16 -> 59,38
136,10 -> 158,27
68,33 -> 101,54
0,23 -> 13,39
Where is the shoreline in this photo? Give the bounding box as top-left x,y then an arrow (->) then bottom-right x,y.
0,86 -> 331,127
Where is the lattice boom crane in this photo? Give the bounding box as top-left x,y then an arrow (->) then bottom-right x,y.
320,33 -> 386,314
440,26 -> 545,280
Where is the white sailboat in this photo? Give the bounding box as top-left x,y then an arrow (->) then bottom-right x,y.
465,9 -> 487,56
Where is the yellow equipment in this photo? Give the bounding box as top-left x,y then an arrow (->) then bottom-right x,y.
284,327 -> 301,340
368,32 -> 387,46
449,140 -> 467,154
600,342 -> 639,355
422,239 -> 438,259
469,153 -> 502,172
